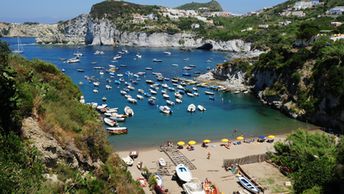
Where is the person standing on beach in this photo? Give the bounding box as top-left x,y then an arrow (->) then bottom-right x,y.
207,152 -> 211,159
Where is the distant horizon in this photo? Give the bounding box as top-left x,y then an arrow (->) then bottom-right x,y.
0,0 -> 286,24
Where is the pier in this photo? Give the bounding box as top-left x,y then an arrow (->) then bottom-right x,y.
160,146 -> 197,170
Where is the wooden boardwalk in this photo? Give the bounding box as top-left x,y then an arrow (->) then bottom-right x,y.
160,146 -> 197,170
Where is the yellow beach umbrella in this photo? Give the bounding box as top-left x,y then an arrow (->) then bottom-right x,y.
177,141 -> 185,146
188,140 -> 197,145
221,138 -> 229,143
268,135 -> 275,139
203,139 -> 211,143
236,136 -> 244,141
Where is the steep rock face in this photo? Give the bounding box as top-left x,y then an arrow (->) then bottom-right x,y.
0,22 -> 58,38
31,14 -> 251,51
21,117 -> 102,171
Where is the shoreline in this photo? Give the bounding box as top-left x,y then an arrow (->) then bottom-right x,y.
117,134 -> 291,193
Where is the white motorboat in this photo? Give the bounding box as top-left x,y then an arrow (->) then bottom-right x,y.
176,98 -> 182,104
109,117 -> 125,122
137,94 -> 144,100
120,90 -> 127,95
124,106 -> 134,116
163,94 -> 170,99
164,51 -> 171,55
146,80 -> 154,84
105,85 -> 112,90
106,108 -> 118,113
238,176 -> 260,193
153,58 -> 163,62
136,54 -> 142,58
93,82 -> 100,87
192,87 -> 198,91
204,91 -> 215,95
66,57 -> 80,63
182,178 -> 206,194
138,89 -> 144,94
150,89 -> 157,95
166,100 -> 175,106
187,104 -> 196,112
113,55 -> 122,60
93,89 -> 98,93
96,104 -> 107,110
104,118 -> 117,127
197,105 -> 206,111
159,106 -> 172,114
158,158 -> 166,167
127,98 -> 137,104
186,92 -> 195,97
127,85 -> 135,90
122,156 -> 134,166
175,93 -> 183,99
176,164 -> 192,182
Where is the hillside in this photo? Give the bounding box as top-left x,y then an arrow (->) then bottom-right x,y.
212,0 -> 344,132
176,0 -> 223,11
0,41 -> 143,193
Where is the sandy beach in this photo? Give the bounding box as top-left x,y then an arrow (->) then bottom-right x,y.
118,136 -> 291,194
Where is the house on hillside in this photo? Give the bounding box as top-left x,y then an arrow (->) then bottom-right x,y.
191,23 -> 200,29
294,0 -> 320,10
258,24 -> 269,29
327,6 -> 344,15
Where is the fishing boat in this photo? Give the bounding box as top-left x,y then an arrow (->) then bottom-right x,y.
153,58 -> 163,62
183,178 -> 206,194
154,175 -> 163,187
166,100 -> 175,106
204,91 -> 215,95
176,164 -> 192,182
187,104 -> 196,112
124,106 -> 134,116
197,105 -> 206,111
104,118 -> 117,127
159,106 -> 172,114
121,155 -> 134,166
237,176 -> 260,193
13,37 -> 24,53
158,158 -> 166,167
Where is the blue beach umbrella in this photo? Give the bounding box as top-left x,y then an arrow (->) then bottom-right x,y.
258,135 -> 266,139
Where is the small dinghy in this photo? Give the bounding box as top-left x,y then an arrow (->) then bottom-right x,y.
176,164 -> 192,182
155,175 -> 163,187
158,158 -> 166,167
159,106 -> 172,114
197,105 -> 206,111
238,176 -> 260,194
176,98 -> 182,104
182,178 -> 206,194
121,155 -> 134,166
107,127 -> 128,135
187,104 -> 196,112
148,98 -> 156,105
124,106 -> 134,116
104,118 -> 117,127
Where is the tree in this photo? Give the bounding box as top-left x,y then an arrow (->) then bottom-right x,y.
0,41 -> 21,134
297,22 -> 320,40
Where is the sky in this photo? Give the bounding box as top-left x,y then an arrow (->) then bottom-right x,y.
0,0 -> 286,24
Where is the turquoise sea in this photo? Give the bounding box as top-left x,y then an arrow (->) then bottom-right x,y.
2,37 -> 314,151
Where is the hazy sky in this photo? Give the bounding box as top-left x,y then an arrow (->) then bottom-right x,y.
0,0 -> 286,23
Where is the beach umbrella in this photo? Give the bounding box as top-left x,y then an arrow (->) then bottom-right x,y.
188,140 -> 197,145
221,138 -> 229,143
268,135 -> 275,139
236,136 -> 244,141
258,135 -> 266,139
203,139 -> 211,143
177,141 -> 185,146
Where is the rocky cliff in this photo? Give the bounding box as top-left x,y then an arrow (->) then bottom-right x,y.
0,13 -> 252,51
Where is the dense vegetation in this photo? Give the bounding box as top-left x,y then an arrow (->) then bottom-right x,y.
0,41 -> 143,193
270,129 -> 344,193
176,0 -> 223,11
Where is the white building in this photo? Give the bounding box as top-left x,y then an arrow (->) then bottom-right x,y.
191,23 -> 200,29
327,6 -> 344,15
